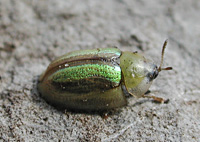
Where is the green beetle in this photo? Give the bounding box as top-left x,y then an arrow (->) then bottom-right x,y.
38,40 -> 172,111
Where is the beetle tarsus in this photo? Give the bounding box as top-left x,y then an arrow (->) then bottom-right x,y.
142,94 -> 169,104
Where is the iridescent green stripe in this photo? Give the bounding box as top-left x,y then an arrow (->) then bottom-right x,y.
50,64 -> 121,83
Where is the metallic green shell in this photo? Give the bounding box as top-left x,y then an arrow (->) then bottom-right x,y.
38,48 -> 127,111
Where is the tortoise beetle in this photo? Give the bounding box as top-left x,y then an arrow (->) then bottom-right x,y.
38,40 -> 172,111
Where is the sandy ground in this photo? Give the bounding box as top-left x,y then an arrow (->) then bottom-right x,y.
0,0 -> 200,141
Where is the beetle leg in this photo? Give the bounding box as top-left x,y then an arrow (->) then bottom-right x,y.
142,94 -> 169,103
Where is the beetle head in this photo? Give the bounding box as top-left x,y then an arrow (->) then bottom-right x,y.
120,40 -> 172,98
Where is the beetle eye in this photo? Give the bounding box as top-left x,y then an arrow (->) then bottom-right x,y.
152,66 -> 159,79
153,70 -> 159,79
147,66 -> 159,82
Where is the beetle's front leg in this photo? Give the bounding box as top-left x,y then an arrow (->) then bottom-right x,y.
142,94 -> 169,103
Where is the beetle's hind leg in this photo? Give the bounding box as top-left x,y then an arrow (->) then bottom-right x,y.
142,94 -> 169,104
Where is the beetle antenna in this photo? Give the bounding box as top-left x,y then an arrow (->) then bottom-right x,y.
158,40 -> 173,72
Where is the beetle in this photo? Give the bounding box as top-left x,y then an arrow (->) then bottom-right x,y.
37,40 -> 172,111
